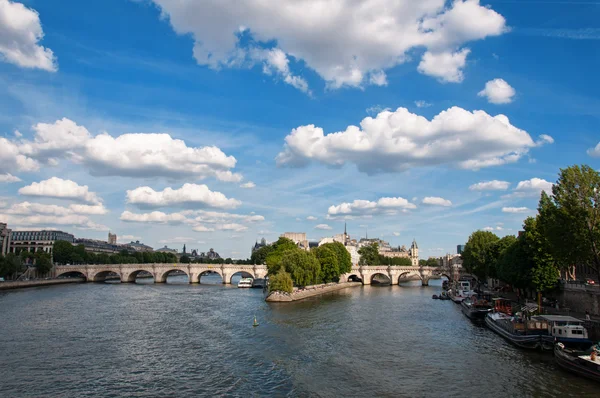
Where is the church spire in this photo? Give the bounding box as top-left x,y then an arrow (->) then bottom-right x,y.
344,222 -> 347,235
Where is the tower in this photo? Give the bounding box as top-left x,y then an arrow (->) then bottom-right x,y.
108,231 -> 117,245
411,238 -> 419,266
182,244 -> 187,254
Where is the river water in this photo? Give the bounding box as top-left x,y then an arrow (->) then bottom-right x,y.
0,276 -> 597,397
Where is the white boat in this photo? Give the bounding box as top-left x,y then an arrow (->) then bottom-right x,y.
237,277 -> 253,288
449,280 -> 473,303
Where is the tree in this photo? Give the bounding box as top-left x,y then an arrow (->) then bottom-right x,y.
490,235 -> 518,279
251,245 -> 273,265
35,251 -> 53,275
419,259 -> 427,266
280,249 -> 321,287
53,241 -> 74,264
180,255 -> 191,264
521,217 -> 559,293
268,269 -> 293,294
314,245 -> 340,283
425,258 -> 440,267
326,242 -> 352,274
359,243 -> 380,265
538,165 -> 600,280
0,253 -> 24,279
265,237 -> 298,275
462,230 -> 499,280
496,238 -> 530,290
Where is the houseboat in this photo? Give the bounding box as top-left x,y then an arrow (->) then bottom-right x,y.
461,295 -> 493,321
537,315 -> 594,350
449,280 -> 474,303
237,278 -> 253,288
484,298 -> 548,349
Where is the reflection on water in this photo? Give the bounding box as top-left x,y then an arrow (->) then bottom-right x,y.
0,276 -> 596,397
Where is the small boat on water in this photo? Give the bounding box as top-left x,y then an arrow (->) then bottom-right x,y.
538,315 -> 594,350
449,280 -> 474,303
461,295 -> 492,321
237,277 -> 253,288
554,343 -> 600,383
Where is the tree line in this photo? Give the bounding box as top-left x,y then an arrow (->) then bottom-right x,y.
357,242 -> 419,266
53,241 -> 179,265
259,237 -> 353,293
462,164 -> 600,294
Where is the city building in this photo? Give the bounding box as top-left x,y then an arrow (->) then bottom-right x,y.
457,244 -> 465,255
125,240 -> 154,252
200,248 -> 221,260
156,245 -> 178,255
108,232 -> 117,245
252,237 -> 268,253
281,232 -> 309,250
74,238 -> 122,254
1,222 -> 11,256
9,230 -> 75,254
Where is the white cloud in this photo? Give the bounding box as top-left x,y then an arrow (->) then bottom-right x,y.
240,181 -> 256,189
18,177 -> 102,204
483,226 -> 494,231
328,197 -> 416,219
118,235 -> 142,243
315,224 -> 333,230
478,78 -> 516,104
0,208 -> 107,231
587,142 -> 600,157
0,173 -> 21,183
126,184 -> 241,209
502,207 -> 529,213
120,210 -> 188,224
192,225 -> 215,232
148,0 -> 506,89
422,196 -> 452,207
306,216 -> 318,221
414,100 -> 432,108
515,178 -> 553,195
5,118 -> 241,181
158,237 -> 194,244
0,0 -> 57,71
417,49 -> 471,83
393,232 -> 400,236
277,106 -> 552,173
469,180 -> 510,191
68,204 -> 109,215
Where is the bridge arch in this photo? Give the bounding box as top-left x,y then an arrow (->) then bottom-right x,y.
371,273 -> 391,285
56,270 -> 87,281
156,268 -> 189,283
397,271 -> 421,285
198,270 -> 223,284
125,270 -> 155,283
90,270 -> 122,283
347,274 -> 363,283
229,270 -> 254,284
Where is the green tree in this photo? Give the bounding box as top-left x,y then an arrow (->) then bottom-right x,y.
419,259 -> 427,266
522,217 -> 559,292
268,269 -> 293,293
53,241 -> 74,264
265,237 -> 298,275
496,238 -> 530,290
359,243 -> 380,265
490,235 -> 517,278
0,253 -> 24,279
35,251 -> 53,275
326,242 -> 352,274
538,165 -> 600,280
180,255 -> 191,264
251,245 -> 273,265
280,249 -> 321,287
462,230 -> 499,280
425,258 -> 440,267
314,245 -> 340,283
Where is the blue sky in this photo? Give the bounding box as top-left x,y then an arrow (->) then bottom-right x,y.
1,0 -> 599,259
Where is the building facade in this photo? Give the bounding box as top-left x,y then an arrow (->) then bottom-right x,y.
10,230 -> 75,254
281,232 -> 309,250
108,232 -> 117,245
457,245 -> 465,255
1,223 -> 11,256
74,238 -> 122,254
125,240 -> 154,252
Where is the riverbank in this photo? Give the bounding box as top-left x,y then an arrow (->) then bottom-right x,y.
0,278 -> 85,290
266,281 -> 362,302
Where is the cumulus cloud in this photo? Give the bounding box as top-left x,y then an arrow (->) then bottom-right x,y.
126,184 -> 240,209
158,237 -> 194,244
417,49 -> 471,83
515,178 -> 553,193
306,216 -> 318,221
118,235 -> 141,243
148,0 -> 506,89
18,177 -> 102,204
240,181 -> 256,189
502,207 -> 529,213
277,107 -> 552,173
120,210 -> 187,224
483,226 -> 503,232
315,224 -> 332,230
4,201 -> 107,216
4,118 -> 241,181
0,201 -> 108,231
469,180 -> 510,191
422,196 -> 452,206
587,142 -> 600,157
328,197 -> 416,219
393,232 -> 400,237
478,78 -> 516,104
0,0 -> 57,71
0,173 -> 21,183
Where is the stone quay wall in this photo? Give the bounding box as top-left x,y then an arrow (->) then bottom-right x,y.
0,278 -> 85,291
557,283 -> 600,315
265,282 -> 362,302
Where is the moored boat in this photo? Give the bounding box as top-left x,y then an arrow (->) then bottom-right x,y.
484,298 -> 548,350
449,280 -> 474,303
237,277 -> 253,288
554,343 -> 600,383
461,295 -> 492,321
537,315 -> 594,350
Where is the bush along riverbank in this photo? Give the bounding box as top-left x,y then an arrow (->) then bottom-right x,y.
266,282 -> 362,302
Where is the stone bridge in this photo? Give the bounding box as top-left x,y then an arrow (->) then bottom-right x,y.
54,263 -> 267,284
54,263 -> 465,285
341,264 -> 464,286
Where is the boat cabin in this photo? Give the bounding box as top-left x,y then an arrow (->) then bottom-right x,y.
536,315 -> 589,340
492,298 -> 513,315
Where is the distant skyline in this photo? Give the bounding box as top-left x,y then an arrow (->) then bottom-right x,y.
1,0 -> 599,259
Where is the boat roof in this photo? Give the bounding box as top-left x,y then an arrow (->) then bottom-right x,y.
537,315 -> 583,323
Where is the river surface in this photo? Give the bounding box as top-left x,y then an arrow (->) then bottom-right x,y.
0,276 -> 597,397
